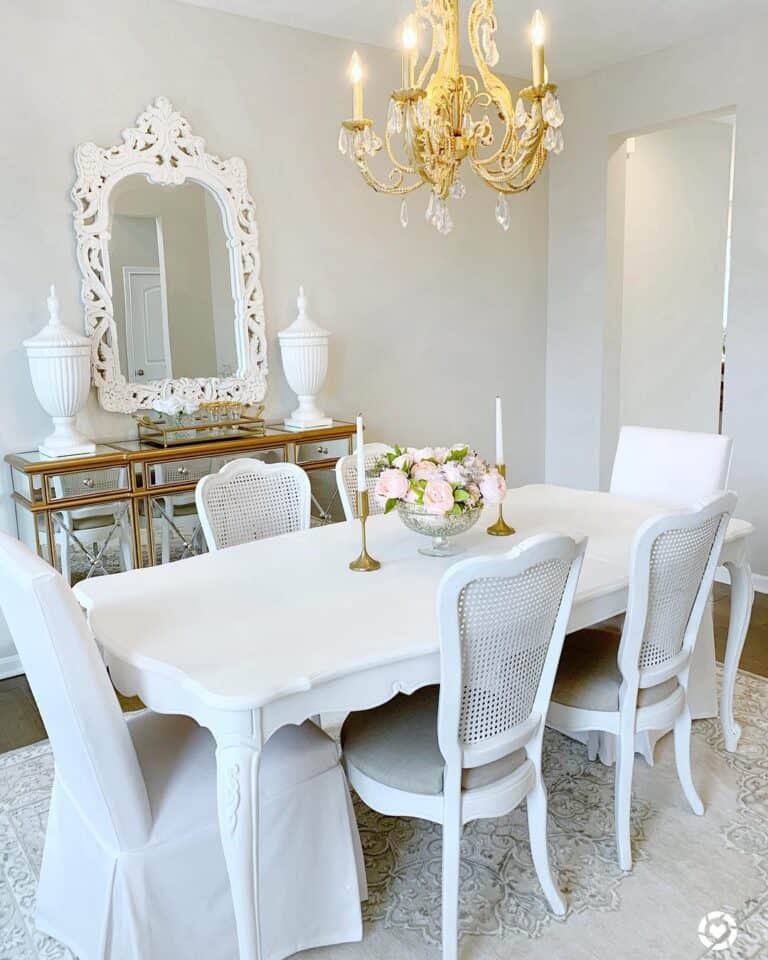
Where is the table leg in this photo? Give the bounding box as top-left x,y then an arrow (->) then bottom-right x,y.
215,732 -> 263,960
721,560 -> 754,752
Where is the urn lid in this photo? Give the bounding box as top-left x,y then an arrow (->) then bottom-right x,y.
23,285 -> 91,351
277,286 -> 330,341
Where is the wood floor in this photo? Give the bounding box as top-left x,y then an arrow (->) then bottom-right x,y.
0,586 -> 765,755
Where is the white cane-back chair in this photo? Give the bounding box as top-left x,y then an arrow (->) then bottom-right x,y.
610,426 -> 732,505
548,492 -> 736,871
335,443 -> 393,520
196,459 -> 311,551
52,468 -> 133,583
0,532 -> 366,960
605,426 -> 734,764
342,534 -> 586,960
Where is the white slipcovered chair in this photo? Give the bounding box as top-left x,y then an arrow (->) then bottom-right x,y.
610,425 -> 732,504
52,469 -> 133,583
335,443 -> 393,520
548,492 -> 736,871
0,532 -> 366,960
196,459 -> 311,551
342,533 -> 586,960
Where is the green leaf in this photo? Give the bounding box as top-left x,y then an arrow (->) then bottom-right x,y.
454,488 -> 470,502
447,445 -> 469,462
384,498 -> 398,514
451,504 -> 462,516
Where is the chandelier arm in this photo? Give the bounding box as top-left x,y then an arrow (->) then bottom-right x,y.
355,160 -> 426,196
384,128 -> 418,176
414,0 -> 451,89
469,142 -> 546,193
469,112 -> 518,169
473,138 -> 538,181
467,0 -> 514,126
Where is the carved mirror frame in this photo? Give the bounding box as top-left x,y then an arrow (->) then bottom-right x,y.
72,96 -> 267,413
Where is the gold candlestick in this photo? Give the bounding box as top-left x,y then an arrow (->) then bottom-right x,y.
487,464 -> 515,536
349,490 -> 381,571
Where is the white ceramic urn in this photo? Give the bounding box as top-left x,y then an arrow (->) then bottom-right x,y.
24,285 -> 95,458
278,286 -> 332,429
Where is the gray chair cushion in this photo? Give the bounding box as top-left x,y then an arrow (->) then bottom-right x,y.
551,629 -> 679,712
341,686 -> 526,796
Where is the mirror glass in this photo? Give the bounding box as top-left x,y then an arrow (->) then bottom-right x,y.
108,175 -> 238,383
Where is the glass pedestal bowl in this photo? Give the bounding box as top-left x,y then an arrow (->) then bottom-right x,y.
396,501 -> 482,557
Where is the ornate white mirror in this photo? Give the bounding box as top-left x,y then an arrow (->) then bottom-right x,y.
72,97 -> 267,413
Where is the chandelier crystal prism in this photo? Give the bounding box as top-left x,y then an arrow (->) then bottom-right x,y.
338,1 -> 565,235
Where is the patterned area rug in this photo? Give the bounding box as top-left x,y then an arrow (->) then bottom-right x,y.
0,671 -> 766,960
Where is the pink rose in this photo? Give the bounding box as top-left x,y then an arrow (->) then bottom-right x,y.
412,460 -> 439,482
479,470 -> 507,504
423,479 -> 455,516
375,468 -> 409,502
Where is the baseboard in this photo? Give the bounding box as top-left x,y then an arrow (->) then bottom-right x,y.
716,568 -> 768,594
0,655 -> 23,680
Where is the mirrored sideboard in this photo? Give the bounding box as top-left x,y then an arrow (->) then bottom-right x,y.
6,420 -> 354,584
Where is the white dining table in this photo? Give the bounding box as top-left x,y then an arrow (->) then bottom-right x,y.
73,483 -> 755,960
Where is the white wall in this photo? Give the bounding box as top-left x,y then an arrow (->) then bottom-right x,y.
619,122 -> 732,434
0,0 -> 549,659
546,15 -> 768,574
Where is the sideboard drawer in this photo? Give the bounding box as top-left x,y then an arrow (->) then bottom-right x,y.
46,467 -> 130,503
295,438 -> 350,465
148,446 -> 286,489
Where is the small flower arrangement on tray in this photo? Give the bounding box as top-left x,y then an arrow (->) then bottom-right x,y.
374,445 -> 506,516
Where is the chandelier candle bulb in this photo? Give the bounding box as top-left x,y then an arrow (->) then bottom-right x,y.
495,395 -> 504,466
356,415 -> 366,492
531,10 -> 545,87
350,51 -> 364,120
401,15 -> 418,88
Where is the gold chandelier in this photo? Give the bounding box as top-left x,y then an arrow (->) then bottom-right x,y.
338,1 -> 564,234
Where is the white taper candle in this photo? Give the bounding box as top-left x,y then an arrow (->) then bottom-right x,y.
356,414 -> 366,491
495,396 -> 504,466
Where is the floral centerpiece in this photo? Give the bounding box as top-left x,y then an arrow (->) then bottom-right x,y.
374,445 -> 506,557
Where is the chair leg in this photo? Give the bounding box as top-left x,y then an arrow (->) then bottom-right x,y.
615,729 -> 635,871
161,509 -> 171,565
527,774 -> 567,915
674,705 -> 704,816
119,523 -> 133,572
441,802 -> 462,960
59,531 -> 71,585
587,731 -> 599,762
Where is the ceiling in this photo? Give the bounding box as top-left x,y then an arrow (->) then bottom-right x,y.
177,0 -> 764,80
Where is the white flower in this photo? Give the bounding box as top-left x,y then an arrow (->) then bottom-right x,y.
182,400 -> 200,416
441,462 -> 465,485
392,453 -> 413,471
153,396 -> 183,416
410,447 -> 435,463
